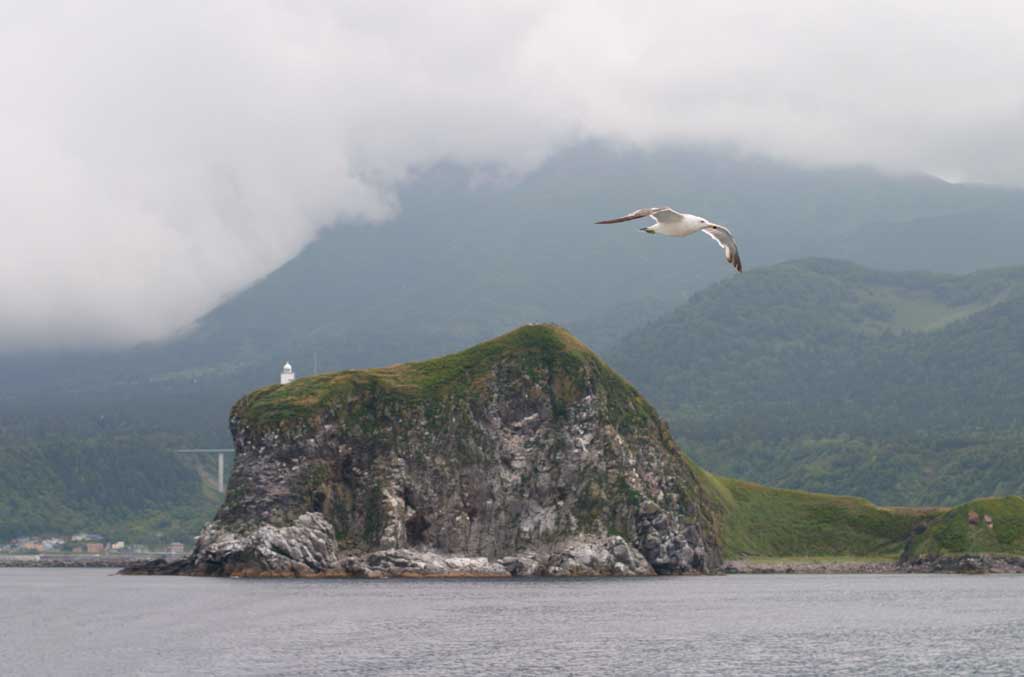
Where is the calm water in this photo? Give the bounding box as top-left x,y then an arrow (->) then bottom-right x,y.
2,570 -> 1023,676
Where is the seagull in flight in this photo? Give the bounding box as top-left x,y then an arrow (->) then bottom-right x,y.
596,207 -> 742,272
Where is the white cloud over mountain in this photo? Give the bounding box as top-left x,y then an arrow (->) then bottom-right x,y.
2,1 -> 1023,348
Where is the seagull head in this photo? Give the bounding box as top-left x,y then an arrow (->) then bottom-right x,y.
640,225 -> 656,234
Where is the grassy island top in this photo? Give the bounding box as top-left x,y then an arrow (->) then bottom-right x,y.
232,324 -> 651,428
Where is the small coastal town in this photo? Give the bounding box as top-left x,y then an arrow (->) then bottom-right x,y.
1,534 -> 186,565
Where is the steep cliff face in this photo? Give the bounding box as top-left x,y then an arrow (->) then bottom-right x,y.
166,325 -> 722,577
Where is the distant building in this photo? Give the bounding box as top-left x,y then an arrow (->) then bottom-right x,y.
110,541 -> 125,551
167,542 -> 185,555
280,362 -> 295,385
85,543 -> 105,554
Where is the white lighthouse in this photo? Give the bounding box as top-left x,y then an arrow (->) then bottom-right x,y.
280,361 -> 295,385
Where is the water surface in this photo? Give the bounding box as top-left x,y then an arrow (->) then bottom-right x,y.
2,569 -> 1022,676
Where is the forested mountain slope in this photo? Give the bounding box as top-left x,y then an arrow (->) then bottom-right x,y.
608,259 -> 1024,505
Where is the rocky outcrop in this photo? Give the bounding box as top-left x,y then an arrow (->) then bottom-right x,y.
126,325 -> 721,577
899,555 -> 1024,574
186,512 -> 342,576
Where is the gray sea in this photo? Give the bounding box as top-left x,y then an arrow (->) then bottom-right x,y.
2,569 -> 1023,676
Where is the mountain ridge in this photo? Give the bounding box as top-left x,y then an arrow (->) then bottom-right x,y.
607,258 -> 1024,505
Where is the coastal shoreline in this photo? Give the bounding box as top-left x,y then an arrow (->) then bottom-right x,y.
113,552 -> 1024,577
1,555 -> 184,569
6,554 -> 1023,575
723,559 -> 902,574
724,555 -> 1024,574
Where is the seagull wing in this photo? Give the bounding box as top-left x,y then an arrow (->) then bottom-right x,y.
702,225 -> 743,272
651,208 -> 684,224
595,207 -> 672,224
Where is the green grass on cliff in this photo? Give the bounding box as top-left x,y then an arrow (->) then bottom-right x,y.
233,324 -> 656,431
904,496 -> 1024,558
705,472 -> 945,560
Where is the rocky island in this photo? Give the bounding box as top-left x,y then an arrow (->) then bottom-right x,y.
128,324 -> 723,577
125,324 -> 1024,578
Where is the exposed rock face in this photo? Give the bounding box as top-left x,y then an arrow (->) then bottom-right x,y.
189,512 -> 341,576
131,325 -> 721,577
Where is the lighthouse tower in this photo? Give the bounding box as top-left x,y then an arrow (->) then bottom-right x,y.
280,362 -> 295,385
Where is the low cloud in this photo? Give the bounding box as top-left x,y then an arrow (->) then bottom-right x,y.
3,1 -> 1023,349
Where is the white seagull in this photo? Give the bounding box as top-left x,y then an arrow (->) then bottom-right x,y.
596,207 -> 742,272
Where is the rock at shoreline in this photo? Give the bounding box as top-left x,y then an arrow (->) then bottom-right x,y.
900,555 -> 1024,574
3,555 -> 179,570
721,559 -> 903,575
124,325 -> 720,578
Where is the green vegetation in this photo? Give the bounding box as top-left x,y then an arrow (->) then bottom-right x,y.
608,259 -> 1024,506
703,471 -> 944,559
905,496 -> 1024,559
234,324 -> 653,433
704,469 -> 1024,563
0,430 -> 220,542
237,323 -> 586,417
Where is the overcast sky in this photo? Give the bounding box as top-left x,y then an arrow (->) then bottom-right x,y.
2,1 -> 1023,350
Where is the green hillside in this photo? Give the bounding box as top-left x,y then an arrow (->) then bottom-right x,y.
0,404 -> 225,542
0,422 -> 222,542
0,441 -> 220,543
905,496 -> 1024,559
704,472 -> 1024,564
608,259 -> 1024,506
703,472 -> 943,560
